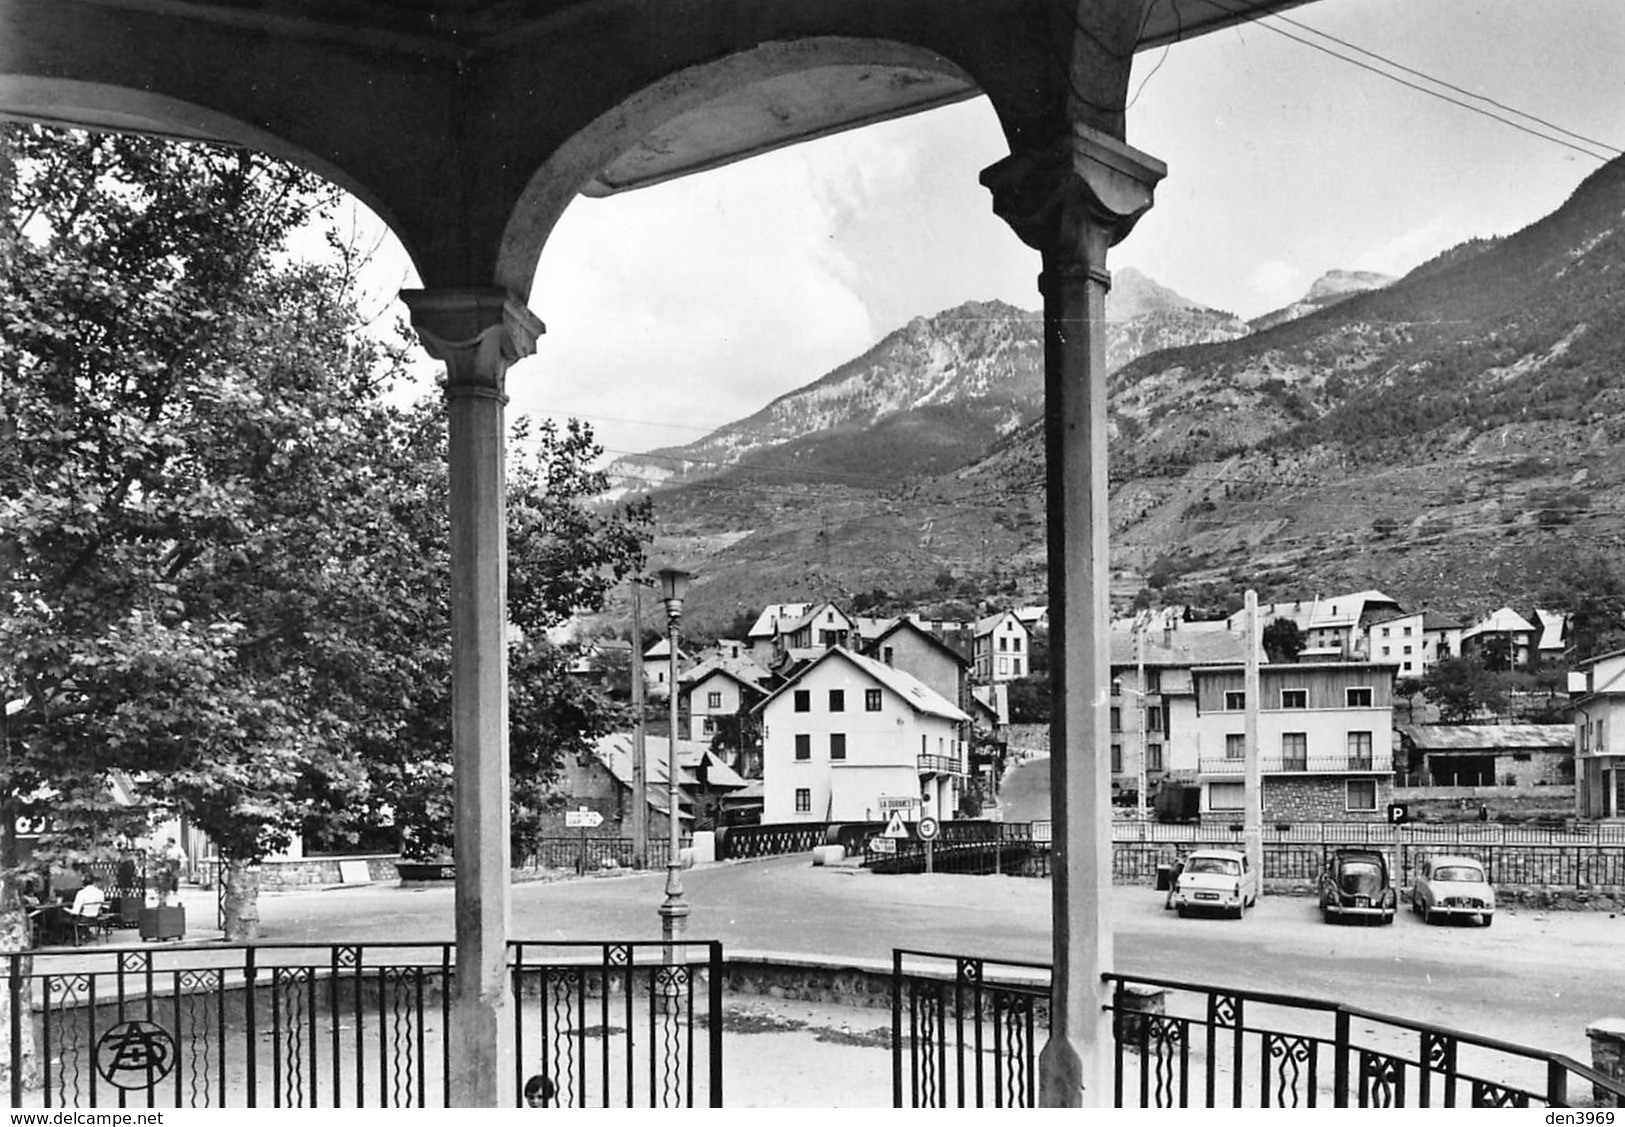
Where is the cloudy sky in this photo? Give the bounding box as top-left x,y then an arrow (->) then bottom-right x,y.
366,0 -> 1625,461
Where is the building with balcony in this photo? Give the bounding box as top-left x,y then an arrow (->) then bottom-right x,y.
1573,649 -> 1625,818
755,646 -> 969,823
1191,662 -> 1397,822
1109,625 -> 1254,801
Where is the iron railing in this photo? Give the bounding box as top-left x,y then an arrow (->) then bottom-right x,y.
916,754 -> 965,776
1198,755 -> 1389,775
889,951 -> 1625,1108
1109,821 -> 1619,846
891,949 -> 1047,1107
713,822 -> 829,860
6,940 -> 722,1108
519,838 -> 670,872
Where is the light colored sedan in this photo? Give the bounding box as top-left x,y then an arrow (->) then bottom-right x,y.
1172,848 -> 1259,919
1412,854 -> 1495,926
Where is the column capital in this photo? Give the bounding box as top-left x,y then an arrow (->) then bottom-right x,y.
981,123 -> 1166,266
401,286 -> 544,396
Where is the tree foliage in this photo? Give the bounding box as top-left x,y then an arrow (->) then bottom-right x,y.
0,126 -> 652,936
1420,657 -> 1509,724
1261,618 -> 1306,664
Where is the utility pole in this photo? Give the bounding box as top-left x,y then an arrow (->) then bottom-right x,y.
1135,616 -> 1148,824
1243,590 -> 1263,899
630,580 -> 648,869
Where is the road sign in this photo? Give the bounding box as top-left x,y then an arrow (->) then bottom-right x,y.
877,796 -> 917,812
916,816 -> 940,841
883,810 -> 908,839
565,807 -> 604,829
870,836 -> 896,855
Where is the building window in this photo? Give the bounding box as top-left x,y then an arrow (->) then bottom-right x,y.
1146,706 -> 1163,733
702,717 -> 715,736
1402,645 -> 1412,656
1281,689 -> 1308,709
1110,707 -> 1121,733
1402,626 -> 1412,636
865,689 -> 882,712
707,691 -> 722,709
999,637 -> 1008,652
1281,732 -> 1307,770
1381,646 -> 1390,657
794,734 -> 810,761
1111,678 -> 1122,697
883,646 -> 894,666
1147,743 -> 1163,771
1013,636 -> 1022,652
1012,658 -> 1022,676
998,657 -> 1008,675
793,690 -> 809,713
795,788 -> 811,813
1348,731 -> 1373,767
829,689 -> 845,712
1225,733 -> 1245,760
1347,779 -> 1378,812
1225,691 -> 1245,711
1381,627 -> 1390,637
1145,669 -> 1162,693
1209,782 -> 1245,811
830,733 -> 846,760
1346,687 -> 1372,707
1111,743 -> 1122,772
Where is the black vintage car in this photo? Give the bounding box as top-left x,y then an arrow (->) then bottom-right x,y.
1318,848 -> 1398,925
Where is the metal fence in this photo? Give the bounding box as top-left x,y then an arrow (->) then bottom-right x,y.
889,951 -> 1625,1108
519,838 -> 670,873
6,940 -> 722,1108
713,822 -> 830,860
1110,821 -> 1625,846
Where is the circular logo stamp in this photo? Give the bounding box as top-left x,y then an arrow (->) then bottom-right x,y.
95,1020 -> 177,1090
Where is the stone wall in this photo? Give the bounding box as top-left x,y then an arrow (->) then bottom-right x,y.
1252,777 -> 1392,823
254,855 -> 398,892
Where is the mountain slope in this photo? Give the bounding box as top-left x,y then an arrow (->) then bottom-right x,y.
625,155 -> 1625,635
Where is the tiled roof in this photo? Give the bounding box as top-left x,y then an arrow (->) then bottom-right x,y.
756,646 -> 969,722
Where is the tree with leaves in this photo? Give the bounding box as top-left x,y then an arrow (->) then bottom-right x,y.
1,125 -> 652,946
1421,657 -> 1509,724
1261,618 -> 1306,663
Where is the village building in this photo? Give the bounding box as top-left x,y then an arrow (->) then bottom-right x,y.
1399,723 -> 1574,788
1573,649 -> 1625,818
755,646 -> 968,823
972,610 -> 1031,683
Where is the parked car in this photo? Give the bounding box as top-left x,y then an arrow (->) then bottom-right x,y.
1171,848 -> 1258,919
1412,854 -> 1495,927
1318,848 -> 1398,925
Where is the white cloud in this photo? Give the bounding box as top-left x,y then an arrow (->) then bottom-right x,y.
1356,217 -> 1451,278
1247,260 -> 1305,308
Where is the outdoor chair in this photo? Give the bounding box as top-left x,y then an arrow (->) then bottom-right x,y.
66,904 -> 110,946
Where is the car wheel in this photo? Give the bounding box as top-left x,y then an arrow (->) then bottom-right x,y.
1232,904 -> 1244,920
1481,914 -> 1493,928
1383,911 -> 1394,925
1421,905 -> 1432,925
1176,905 -> 1188,919
1321,907 -> 1333,924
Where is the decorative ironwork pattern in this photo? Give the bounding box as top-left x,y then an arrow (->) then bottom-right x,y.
654,966 -> 689,1108
1142,1015 -> 1186,1108
1263,1033 -> 1314,1108
911,983 -> 945,1107
178,969 -> 221,1107
381,966 -> 420,1107
545,969 -> 580,1109
994,994 -> 1032,1108
1359,1050 -> 1405,1107
1473,1079 -> 1532,1107
273,966 -> 313,1107
44,974 -> 94,1108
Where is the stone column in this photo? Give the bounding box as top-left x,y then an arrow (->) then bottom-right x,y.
402,286 -> 542,1107
982,124 -> 1164,1108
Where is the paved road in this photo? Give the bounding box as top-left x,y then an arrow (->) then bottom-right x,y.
256,856 -> 1625,1061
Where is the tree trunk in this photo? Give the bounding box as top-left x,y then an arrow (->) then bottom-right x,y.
0,804 -> 39,1092
221,859 -> 260,941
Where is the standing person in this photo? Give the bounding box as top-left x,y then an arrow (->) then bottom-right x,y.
523,1074 -> 556,1107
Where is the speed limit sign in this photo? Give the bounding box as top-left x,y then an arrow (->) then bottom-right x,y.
916,815 -> 940,841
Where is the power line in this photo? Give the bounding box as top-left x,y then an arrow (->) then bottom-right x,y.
1200,0 -> 1619,162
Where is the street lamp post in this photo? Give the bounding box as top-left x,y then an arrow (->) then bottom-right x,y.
656,567 -> 691,950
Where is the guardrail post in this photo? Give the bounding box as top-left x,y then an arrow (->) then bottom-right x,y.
709,942 -> 724,1107
1333,1009 -> 1350,1108
892,950 -> 904,1108
1547,1059 -> 1569,1107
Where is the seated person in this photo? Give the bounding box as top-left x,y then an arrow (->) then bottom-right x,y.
68,874 -> 106,924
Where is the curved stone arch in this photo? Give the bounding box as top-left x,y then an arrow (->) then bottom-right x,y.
0,75 -> 414,269
495,35 -> 983,294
